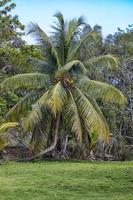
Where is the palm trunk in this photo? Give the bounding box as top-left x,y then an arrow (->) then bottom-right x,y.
29,114 -> 60,160
82,131 -> 91,159
61,134 -> 68,158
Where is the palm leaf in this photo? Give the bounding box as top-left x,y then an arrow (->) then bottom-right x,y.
27,23 -> 61,68
24,104 -> 52,152
66,16 -> 85,49
52,12 -> 65,65
78,76 -> 127,104
75,87 -> 110,141
29,58 -> 56,74
56,60 -> 87,78
0,122 -> 19,134
23,91 -> 50,132
24,81 -> 66,131
82,91 -> 110,140
66,32 -> 99,62
46,82 -> 67,115
6,91 -> 43,120
85,54 -> 119,71
1,73 -> 50,91
30,121 -> 51,153
63,90 -> 83,143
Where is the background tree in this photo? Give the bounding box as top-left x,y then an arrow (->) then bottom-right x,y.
96,25 -> 133,160
0,0 -> 42,125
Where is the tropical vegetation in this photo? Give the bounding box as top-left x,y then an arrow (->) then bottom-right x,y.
0,11 -> 127,158
0,0 -> 132,161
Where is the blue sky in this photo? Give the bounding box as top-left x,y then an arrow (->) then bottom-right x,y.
12,0 -> 133,43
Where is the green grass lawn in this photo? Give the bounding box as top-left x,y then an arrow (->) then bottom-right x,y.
0,161 -> 133,200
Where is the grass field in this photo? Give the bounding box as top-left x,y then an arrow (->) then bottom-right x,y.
0,161 -> 133,200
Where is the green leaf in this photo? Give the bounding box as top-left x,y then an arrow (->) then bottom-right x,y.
6,91 -> 43,120
27,23 -> 61,68
85,54 -> 119,71
45,82 -> 67,115
29,58 -> 56,74
82,91 -> 110,141
0,122 -> 19,134
1,73 -> 50,91
52,12 -> 65,65
63,90 -> 83,143
78,76 -> 127,104
66,16 -> 85,49
67,32 -> 99,62
56,60 -> 87,78
23,91 -> 50,132
75,87 -> 110,141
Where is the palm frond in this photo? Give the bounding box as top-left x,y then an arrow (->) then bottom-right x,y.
29,109 -> 51,152
27,23 -> 61,68
56,60 -> 87,78
82,92 -> 110,140
23,91 -> 50,132
66,32 -> 99,62
75,87 -> 110,141
63,90 -> 83,143
46,82 -> 67,115
52,12 -> 65,65
29,58 -> 56,74
23,103 -> 51,152
23,82 -> 66,131
30,120 -> 51,153
0,122 -> 19,134
66,16 -> 85,48
1,73 -> 50,91
78,76 -> 127,104
85,55 -> 119,71
6,91 -> 43,120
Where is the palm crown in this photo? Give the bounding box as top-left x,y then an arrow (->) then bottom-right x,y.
0,13 -> 126,153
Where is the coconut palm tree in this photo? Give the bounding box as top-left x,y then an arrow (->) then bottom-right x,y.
0,13 -> 126,157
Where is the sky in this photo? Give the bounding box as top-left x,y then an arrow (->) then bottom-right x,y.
12,0 -> 133,43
